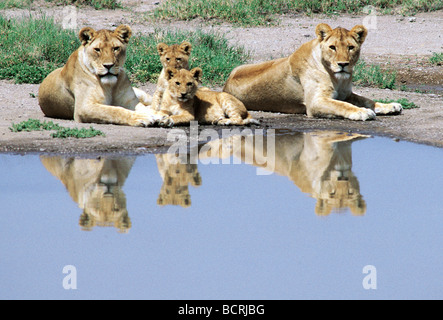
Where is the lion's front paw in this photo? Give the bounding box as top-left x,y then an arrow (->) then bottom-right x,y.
133,112 -> 157,127
216,118 -> 233,126
159,116 -> 174,127
375,102 -> 403,115
348,108 -> 376,121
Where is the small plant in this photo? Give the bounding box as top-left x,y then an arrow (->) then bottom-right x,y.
429,52 -> 443,66
9,119 -> 62,132
51,126 -> 105,138
44,0 -> 122,9
353,60 -> 397,89
374,98 -> 419,109
10,119 -> 105,138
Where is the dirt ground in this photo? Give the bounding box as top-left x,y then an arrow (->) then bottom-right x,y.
0,0 -> 442,154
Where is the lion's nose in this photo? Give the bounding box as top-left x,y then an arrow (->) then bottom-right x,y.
181,93 -> 187,98
338,62 -> 349,68
103,63 -> 114,70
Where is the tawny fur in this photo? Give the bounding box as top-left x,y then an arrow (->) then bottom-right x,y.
159,67 -> 258,126
151,41 -> 192,111
41,156 -> 135,232
200,131 -> 367,215
38,25 -> 161,127
223,23 -> 402,121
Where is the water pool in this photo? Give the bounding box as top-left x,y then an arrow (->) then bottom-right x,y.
1,131 -> 442,299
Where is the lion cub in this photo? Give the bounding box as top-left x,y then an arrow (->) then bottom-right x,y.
151,41 -> 192,110
159,67 -> 258,126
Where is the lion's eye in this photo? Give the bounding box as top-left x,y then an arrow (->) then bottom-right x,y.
175,82 -> 180,86
113,46 -> 120,52
187,82 -> 193,86
176,58 -> 182,61
94,48 -> 101,53
166,58 -> 170,61
329,45 -> 336,51
348,45 -> 355,51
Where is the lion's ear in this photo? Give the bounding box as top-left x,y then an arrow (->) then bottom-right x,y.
179,41 -> 192,55
350,25 -> 368,44
165,67 -> 177,80
190,67 -> 202,83
79,27 -> 96,46
114,25 -> 132,43
157,43 -> 169,56
315,23 -> 332,42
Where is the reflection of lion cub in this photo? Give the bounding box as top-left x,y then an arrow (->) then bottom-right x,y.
41,156 -> 135,232
152,41 -> 192,110
224,24 -> 402,120
159,67 -> 258,126
156,153 -> 202,207
38,25 -> 160,127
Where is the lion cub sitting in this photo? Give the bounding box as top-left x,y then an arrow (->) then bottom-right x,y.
158,67 -> 258,126
151,41 -> 192,110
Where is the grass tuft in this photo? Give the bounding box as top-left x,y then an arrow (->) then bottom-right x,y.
353,60 -> 397,89
10,119 -> 105,138
374,98 -> 419,109
429,52 -> 443,66
44,0 -> 122,10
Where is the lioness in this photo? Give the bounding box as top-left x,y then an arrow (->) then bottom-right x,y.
223,24 -> 402,121
151,41 -> 192,110
159,67 -> 258,126
38,25 -> 160,127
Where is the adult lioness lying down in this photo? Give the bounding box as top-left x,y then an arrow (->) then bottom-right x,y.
38,25 -> 158,126
223,24 -> 402,121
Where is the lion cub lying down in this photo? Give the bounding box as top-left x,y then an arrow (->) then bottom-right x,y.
158,67 -> 258,126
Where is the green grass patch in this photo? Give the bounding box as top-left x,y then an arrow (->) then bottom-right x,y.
353,60 -> 397,89
0,0 -> 32,9
10,119 -> 105,138
126,29 -> 250,86
44,0 -> 122,9
429,52 -> 443,66
152,0 -> 443,26
0,15 -> 80,84
374,98 -> 419,109
51,126 -> 105,138
0,16 -> 248,86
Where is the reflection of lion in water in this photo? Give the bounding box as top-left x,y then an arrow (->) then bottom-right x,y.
41,156 -> 135,232
155,153 -> 202,207
201,131 -> 367,215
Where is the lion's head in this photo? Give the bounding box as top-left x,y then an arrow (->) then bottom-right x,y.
315,23 -> 367,80
314,169 -> 366,216
78,162 -> 132,233
157,41 -> 192,70
165,67 -> 202,102
79,25 -> 132,85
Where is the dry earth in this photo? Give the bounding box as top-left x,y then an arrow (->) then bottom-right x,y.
0,0 -> 442,154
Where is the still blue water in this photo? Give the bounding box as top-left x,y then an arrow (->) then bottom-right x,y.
0,131 -> 442,299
